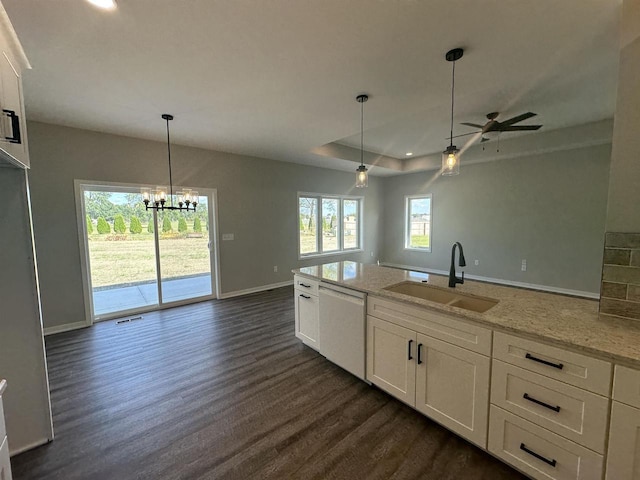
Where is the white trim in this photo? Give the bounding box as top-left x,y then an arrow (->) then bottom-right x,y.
73,179 -> 220,325
404,194 -> 432,252
43,321 -> 89,336
381,262 -> 599,299
218,280 -> 294,299
297,191 -> 364,259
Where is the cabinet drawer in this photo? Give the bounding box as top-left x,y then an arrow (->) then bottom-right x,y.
491,360 -> 609,453
613,365 -> 640,409
368,296 -> 492,355
493,332 -> 611,396
0,436 -> 11,480
488,406 -> 603,480
294,275 -> 319,296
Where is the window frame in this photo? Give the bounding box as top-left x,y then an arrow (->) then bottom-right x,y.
298,192 -> 364,259
404,194 -> 432,252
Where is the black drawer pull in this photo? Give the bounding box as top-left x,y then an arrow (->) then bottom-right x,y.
417,343 -> 423,365
525,353 -> 564,370
299,294 -> 311,299
520,443 -> 557,467
523,393 -> 561,412
299,283 -> 311,288
408,339 -> 413,360
3,109 -> 21,144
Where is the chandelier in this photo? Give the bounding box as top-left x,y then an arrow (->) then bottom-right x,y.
141,114 -> 198,211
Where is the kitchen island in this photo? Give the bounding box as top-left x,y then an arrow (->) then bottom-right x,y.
293,261 -> 640,480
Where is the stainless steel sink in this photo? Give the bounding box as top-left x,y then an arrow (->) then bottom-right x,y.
383,281 -> 499,313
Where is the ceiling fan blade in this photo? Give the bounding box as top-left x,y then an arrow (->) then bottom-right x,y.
460,122 -> 485,129
480,137 -> 490,143
448,131 -> 480,140
499,112 -> 537,127
499,125 -> 542,131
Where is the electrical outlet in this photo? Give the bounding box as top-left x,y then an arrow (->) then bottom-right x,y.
474,259 -> 479,266
370,251 -> 374,257
521,259 -> 527,272
221,233 -> 234,241
273,266 -> 278,273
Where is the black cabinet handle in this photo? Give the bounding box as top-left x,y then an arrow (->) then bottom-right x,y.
299,294 -> 311,299
299,283 -> 311,288
525,353 -> 564,370
519,443 -> 557,467
523,393 -> 561,412
3,109 -> 21,144
408,339 -> 413,360
417,343 -> 423,365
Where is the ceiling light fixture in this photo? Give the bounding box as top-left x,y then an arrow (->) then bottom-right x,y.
442,48 -> 464,176
86,0 -> 117,10
405,152 -> 413,156
141,114 -> 198,212
355,94 -> 369,188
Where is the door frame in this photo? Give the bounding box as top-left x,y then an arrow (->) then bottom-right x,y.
74,179 -> 221,325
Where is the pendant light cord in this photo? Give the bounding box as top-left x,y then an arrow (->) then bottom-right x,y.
449,60 -> 455,147
166,116 -> 173,207
360,99 -> 364,166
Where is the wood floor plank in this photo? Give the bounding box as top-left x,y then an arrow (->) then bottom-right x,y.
10,286 -> 525,479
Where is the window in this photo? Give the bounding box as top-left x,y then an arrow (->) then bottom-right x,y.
298,193 -> 362,257
405,194 -> 432,251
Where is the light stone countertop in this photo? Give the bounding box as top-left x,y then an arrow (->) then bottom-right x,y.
294,261 -> 640,367
0,379 -> 6,396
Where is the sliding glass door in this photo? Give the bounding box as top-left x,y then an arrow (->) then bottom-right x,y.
79,182 -> 216,321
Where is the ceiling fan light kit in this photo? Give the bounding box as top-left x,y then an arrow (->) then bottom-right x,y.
442,48 -> 463,176
141,114 -> 198,212
355,94 -> 369,188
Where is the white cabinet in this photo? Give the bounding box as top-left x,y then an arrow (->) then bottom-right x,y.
606,365 -> 640,480
415,334 -> 490,447
0,382 -> 12,480
366,296 -> 491,448
0,6 -> 30,169
606,401 -> 640,480
489,333 -> 610,480
294,275 -> 320,351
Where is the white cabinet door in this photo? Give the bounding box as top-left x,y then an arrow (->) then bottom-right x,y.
0,436 -> 11,480
0,49 -> 28,168
415,334 -> 490,448
294,291 -> 319,351
366,316 -> 416,407
606,401 -> 640,480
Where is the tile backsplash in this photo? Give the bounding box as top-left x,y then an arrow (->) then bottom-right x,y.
601,232 -> 640,321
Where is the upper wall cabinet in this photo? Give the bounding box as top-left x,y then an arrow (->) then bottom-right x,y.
0,4 -> 30,169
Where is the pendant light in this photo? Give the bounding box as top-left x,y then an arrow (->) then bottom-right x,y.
141,114 -> 198,211
355,94 -> 369,188
442,48 -> 464,176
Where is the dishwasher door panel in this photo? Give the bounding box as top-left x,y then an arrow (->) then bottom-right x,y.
319,285 -> 366,380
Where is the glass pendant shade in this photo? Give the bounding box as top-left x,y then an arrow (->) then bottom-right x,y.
441,145 -> 460,176
356,165 -> 368,188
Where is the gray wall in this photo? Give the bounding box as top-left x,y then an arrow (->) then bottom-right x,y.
382,144 -> 611,294
27,121 -> 384,330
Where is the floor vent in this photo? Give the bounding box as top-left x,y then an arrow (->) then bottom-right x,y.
116,316 -> 143,324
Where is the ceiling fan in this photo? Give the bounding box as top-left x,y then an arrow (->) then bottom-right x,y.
453,112 -> 543,142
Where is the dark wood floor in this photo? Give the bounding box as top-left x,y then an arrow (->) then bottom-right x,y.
11,286 -> 525,480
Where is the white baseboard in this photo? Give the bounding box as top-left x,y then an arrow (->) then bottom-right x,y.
218,280 -> 294,299
43,320 -> 89,336
381,262 -> 599,299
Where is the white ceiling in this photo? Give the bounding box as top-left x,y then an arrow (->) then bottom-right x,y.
3,0 -> 621,175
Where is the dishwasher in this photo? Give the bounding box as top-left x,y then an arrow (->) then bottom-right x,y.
318,282 -> 366,380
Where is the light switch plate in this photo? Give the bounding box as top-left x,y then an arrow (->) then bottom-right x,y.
222,233 -> 234,241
